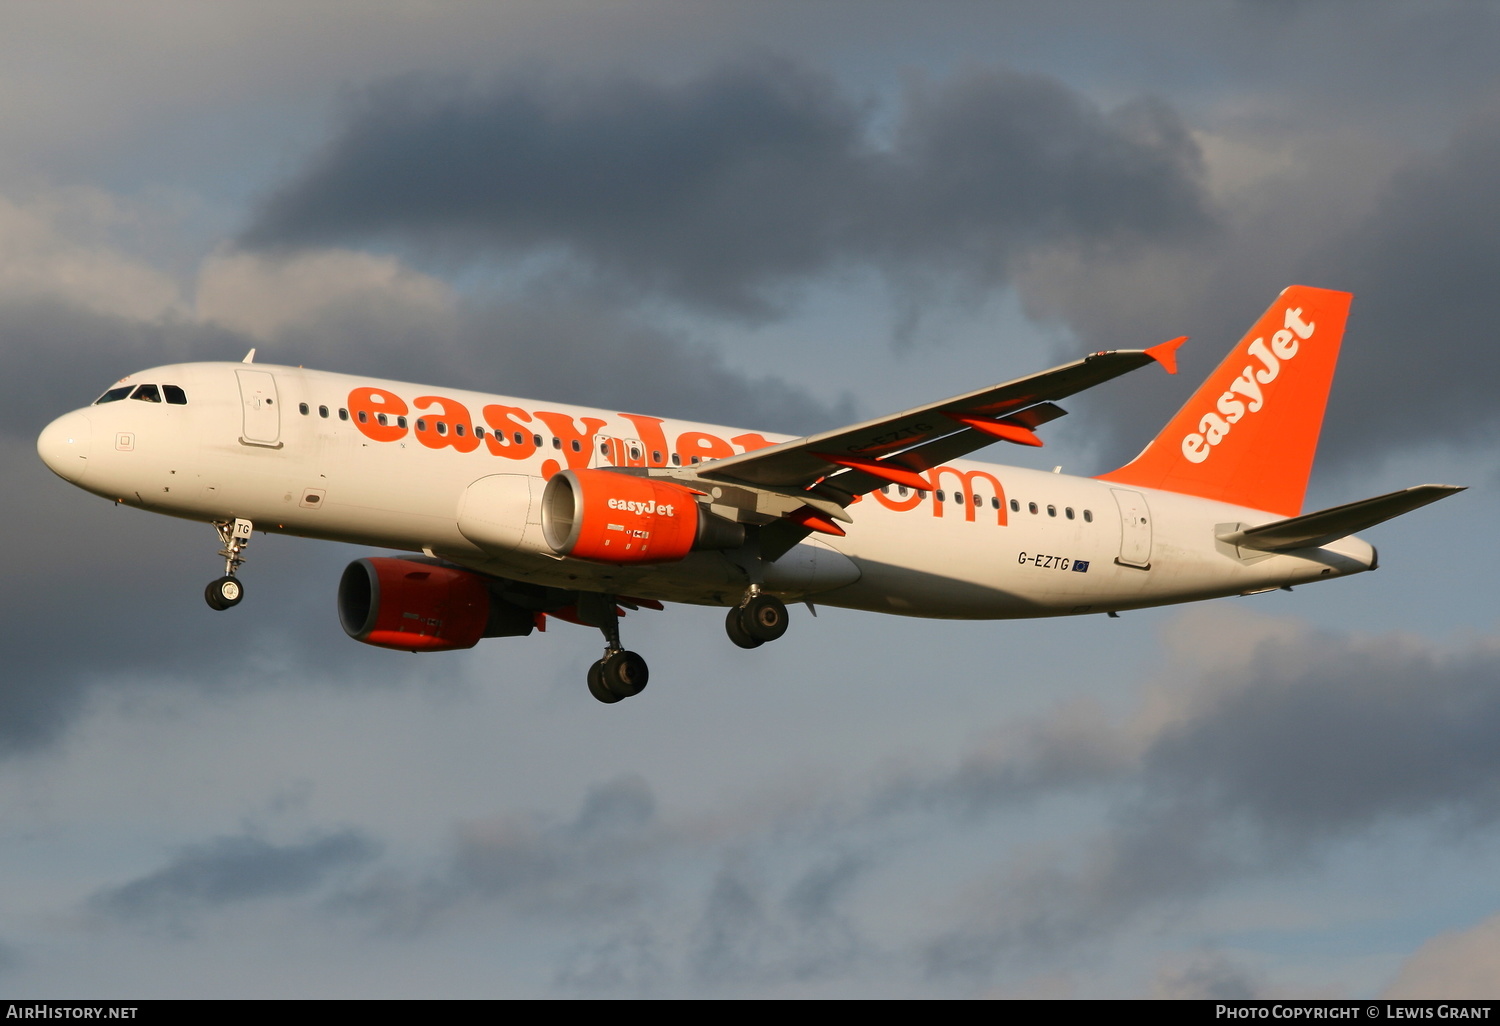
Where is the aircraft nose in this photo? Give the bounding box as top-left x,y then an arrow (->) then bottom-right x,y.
37,411 -> 91,483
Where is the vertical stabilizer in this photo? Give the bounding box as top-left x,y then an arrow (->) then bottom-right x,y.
1097,286 -> 1352,516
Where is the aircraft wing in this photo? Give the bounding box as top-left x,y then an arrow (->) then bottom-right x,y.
646,339 -> 1183,556
690,339 -> 1180,497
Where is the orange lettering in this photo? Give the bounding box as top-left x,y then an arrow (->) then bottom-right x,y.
927,466 -> 1008,524
534,410 -> 609,470
731,432 -> 776,453
413,395 -> 480,453
619,414 -> 670,467
870,485 -> 924,512
482,405 -> 538,460
348,387 -> 408,443
676,431 -> 734,464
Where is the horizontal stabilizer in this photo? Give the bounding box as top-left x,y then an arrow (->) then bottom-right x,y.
1218,484 -> 1465,552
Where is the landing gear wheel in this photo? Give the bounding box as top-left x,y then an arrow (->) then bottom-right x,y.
602,650 -> 649,698
742,594 -> 788,642
725,606 -> 764,649
587,660 -> 623,704
205,576 -> 243,611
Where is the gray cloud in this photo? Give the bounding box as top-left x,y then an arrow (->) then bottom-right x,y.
1313,104 -> 1500,464
303,294 -> 857,436
901,611 -> 1500,980
91,829 -> 381,921
240,62 -> 1214,319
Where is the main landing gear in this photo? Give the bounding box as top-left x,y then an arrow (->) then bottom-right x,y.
204,518 -> 253,611
725,588 -> 789,650
583,593 -> 649,705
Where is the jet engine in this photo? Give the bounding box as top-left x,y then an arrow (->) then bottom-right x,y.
541,469 -> 743,564
338,557 -> 534,652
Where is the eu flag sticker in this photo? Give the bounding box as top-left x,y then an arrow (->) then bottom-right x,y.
1072,560 -> 1090,573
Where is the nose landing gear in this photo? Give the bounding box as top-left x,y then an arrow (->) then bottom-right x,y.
204,518 -> 252,611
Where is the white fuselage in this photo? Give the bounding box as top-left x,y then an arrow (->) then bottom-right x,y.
37,361 -> 1376,617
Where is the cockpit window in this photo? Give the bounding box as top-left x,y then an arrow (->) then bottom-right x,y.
163,385 -> 187,405
130,384 -> 162,403
94,385 -> 134,405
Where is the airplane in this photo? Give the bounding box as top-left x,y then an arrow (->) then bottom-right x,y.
36,286 -> 1462,704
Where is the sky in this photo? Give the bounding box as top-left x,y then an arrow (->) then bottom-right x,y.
3,0 -> 1500,998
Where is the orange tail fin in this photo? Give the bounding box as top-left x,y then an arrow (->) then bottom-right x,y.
1097,286 -> 1353,516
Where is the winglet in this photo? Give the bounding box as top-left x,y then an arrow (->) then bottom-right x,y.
241,348 -> 257,364
1145,336 -> 1186,375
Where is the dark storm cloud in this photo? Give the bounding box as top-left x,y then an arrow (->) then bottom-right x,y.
91,829 -> 381,920
268,294 -> 855,436
241,62 -> 1214,317
1013,101 -> 1500,474
0,296 -> 248,437
1312,104 -> 1500,464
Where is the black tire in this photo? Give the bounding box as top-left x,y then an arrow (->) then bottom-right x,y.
743,594 -> 788,642
587,660 -> 623,704
725,606 -> 764,649
205,576 -> 243,611
601,650 -> 649,698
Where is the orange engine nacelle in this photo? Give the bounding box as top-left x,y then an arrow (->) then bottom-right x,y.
541,469 -> 740,564
338,557 -> 519,652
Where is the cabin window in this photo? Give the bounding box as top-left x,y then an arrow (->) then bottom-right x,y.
935,490 -> 945,502
974,494 -> 983,507
600,442 -> 610,456
671,453 -> 681,466
338,408 -> 349,421
1010,499 -> 1020,513
299,403 -> 310,415
1066,507 -> 1075,520
358,410 -> 368,424
1083,509 -> 1093,523
652,450 -> 662,464
991,497 -> 1000,509
416,419 -> 427,431
690,455 -> 701,464
376,413 -> 388,426
551,437 -> 561,450
319,405 -> 329,418
570,438 -> 581,452
532,434 -> 543,448
397,416 -> 407,429
456,424 -> 466,436
898,485 -> 909,498
953,491 -> 963,503
1047,505 -> 1057,517
473,425 -> 484,439
163,385 -> 188,405
436,422 -> 448,436
1028,502 -> 1038,514
130,384 -> 162,403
